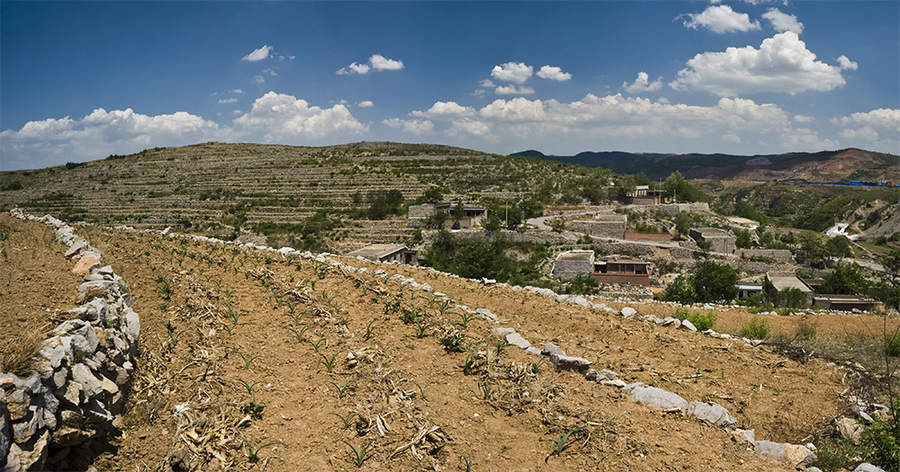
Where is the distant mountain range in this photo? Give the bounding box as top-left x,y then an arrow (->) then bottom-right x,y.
510,148 -> 900,182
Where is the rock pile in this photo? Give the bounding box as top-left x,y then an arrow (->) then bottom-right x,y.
2,210 -> 140,471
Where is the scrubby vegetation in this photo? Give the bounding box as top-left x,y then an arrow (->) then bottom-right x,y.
422,230 -> 549,286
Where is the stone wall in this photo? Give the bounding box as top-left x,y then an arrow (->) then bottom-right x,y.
739,248 -> 794,264
653,202 -> 710,216
569,219 -> 626,239
2,210 -> 140,471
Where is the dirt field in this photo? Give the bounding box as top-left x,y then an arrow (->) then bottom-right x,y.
51,225 -> 885,471
0,214 -> 81,374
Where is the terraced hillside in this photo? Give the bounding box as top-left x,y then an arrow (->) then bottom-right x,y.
0,142 -> 584,250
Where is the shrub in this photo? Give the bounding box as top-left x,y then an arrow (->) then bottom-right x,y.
885,332 -> 900,357
673,307 -> 716,331
775,287 -> 809,309
735,230 -> 753,249
739,318 -> 771,339
860,397 -> 899,471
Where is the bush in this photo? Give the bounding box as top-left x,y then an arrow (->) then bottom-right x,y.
775,287 -> 809,309
673,307 -> 716,331
860,397 -> 900,471
739,318 -> 771,339
565,274 -> 599,295
885,332 -> 900,357
736,230 -> 753,249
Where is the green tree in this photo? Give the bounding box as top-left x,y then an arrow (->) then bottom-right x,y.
821,262 -> 870,295
662,260 -> 738,303
482,213 -> 502,232
690,260 -> 739,302
825,235 -> 854,258
736,230 -> 753,249
796,232 -> 826,266
674,212 -> 691,238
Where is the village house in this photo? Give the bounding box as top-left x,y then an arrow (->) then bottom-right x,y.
593,258 -> 651,285
626,185 -> 671,205
407,202 -> 487,229
765,272 -> 814,306
550,250 -> 595,280
347,243 -> 418,265
689,227 -> 737,254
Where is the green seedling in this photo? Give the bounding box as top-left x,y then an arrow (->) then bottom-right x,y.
241,435 -> 282,463
165,321 -> 181,348
342,440 -> 373,467
330,411 -> 358,429
311,338 -> 326,353
457,311 -> 473,329
530,357 -> 545,374
329,380 -> 353,398
233,350 -> 260,370
319,353 -> 337,372
289,326 -> 309,343
546,428 -> 582,462
363,320 -> 378,340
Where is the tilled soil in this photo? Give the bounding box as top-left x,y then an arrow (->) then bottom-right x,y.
74,225 -> 856,471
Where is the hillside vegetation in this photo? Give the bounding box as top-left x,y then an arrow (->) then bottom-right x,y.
0,142 -> 594,251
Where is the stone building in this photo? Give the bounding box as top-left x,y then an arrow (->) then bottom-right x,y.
689,227 -> 736,254
550,250 -> 595,279
347,243 -> 418,265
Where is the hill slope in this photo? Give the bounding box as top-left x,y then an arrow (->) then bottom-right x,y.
513,148 -> 900,181
0,142 -> 585,249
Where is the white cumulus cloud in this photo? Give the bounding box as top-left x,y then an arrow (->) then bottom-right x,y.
670,32 -> 850,96
680,5 -> 761,33
336,62 -> 371,75
218,98 -> 238,104
232,91 -> 367,142
383,118 -> 434,135
622,72 -> 663,94
337,54 -> 404,75
836,55 -> 858,71
762,8 -> 803,34
411,101 -> 475,119
536,65 -> 572,81
369,54 -> 404,71
491,62 -> 533,84
358,100 -> 374,108
242,45 -> 272,62
495,85 -> 536,95
397,93 -> 846,155
232,89 -> 245,95
0,108 -> 223,170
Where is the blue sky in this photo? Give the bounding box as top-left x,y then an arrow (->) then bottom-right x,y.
1,1 -> 897,170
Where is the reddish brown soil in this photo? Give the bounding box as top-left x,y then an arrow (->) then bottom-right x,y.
72,226 -> 856,471
0,214 -> 81,372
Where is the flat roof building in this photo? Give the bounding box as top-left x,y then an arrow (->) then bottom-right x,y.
347,243 -> 418,265
551,250 -> 595,280
593,258 -> 651,286
690,227 -> 737,254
